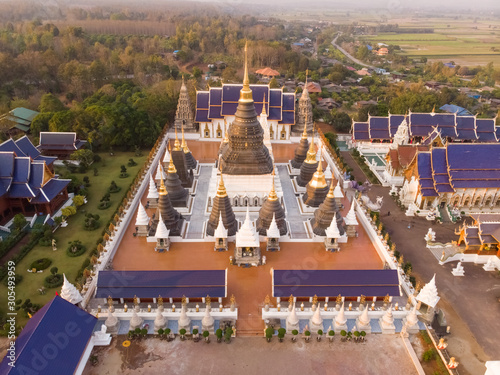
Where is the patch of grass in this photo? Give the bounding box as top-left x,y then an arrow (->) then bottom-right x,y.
0,151 -> 147,327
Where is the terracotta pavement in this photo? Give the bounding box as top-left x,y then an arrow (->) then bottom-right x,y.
112,140 -> 383,334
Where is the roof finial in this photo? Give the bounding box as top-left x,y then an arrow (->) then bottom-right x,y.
268,169 -> 278,201
159,175 -> 167,195
305,69 -> 309,85
261,93 -> 267,115
223,120 -> 229,143
174,126 -> 181,151
240,41 -> 253,101
181,124 -> 190,153
327,178 -> 335,199
216,174 -> 227,197
432,104 -> 436,113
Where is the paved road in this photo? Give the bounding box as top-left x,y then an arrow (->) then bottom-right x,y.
331,34 -> 377,70
278,165 -> 309,239
185,165 -> 211,238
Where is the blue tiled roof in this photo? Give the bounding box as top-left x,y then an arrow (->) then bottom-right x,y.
29,162 -> 45,189
272,269 -> 400,298
15,136 -> 41,159
417,153 -> 433,179
456,116 -> 477,140
476,119 -> 498,142
34,155 -> 57,165
0,152 -> 15,177
447,143 -> 500,170
96,270 -> 227,299
353,122 -> 370,140
13,158 -> 30,183
389,115 -> 405,136
369,117 -> 390,139
0,296 -> 96,375
9,183 -> 35,198
31,179 -> 70,203
196,84 -> 292,124
195,92 -> 209,123
0,139 -> 24,156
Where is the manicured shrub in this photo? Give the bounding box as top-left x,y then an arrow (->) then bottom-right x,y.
30,258 -> 52,271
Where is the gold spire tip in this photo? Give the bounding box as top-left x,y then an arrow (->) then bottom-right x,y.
216,175 -> 227,197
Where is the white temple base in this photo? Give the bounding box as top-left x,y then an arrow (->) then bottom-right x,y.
451,268 -> 465,277
379,318 -> 396,334
286,321 -> 300,334
287,161 -> 301,176
334,322 -> 347,334
355,319 -> 371,334
402,319 -> 420,334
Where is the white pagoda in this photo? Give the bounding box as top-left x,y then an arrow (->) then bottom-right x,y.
60,274 -> 83,305
234,207 -> 261,266
135,202 -> 150,236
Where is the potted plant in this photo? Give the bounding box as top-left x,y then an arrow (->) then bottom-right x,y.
179,328 -> 187,341
292,329 -> 298,342
328,330 -> 335,342
165,328 -> 172,341
304,330 -> 311,342
360,331 -> 366,342
192,328 -> 199,342
317,329 -> 323,342
347,331 -> 353,341
216,328 -> 223,343
203,330 -> 210,343
157,328 -> 164,339
277,328 -> 286,343
265,327 -> 274,343
224,328 -> 233,343
340,330 -> 347,342
354,331 -> 360,342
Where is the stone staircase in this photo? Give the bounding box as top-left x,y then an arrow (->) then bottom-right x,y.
236,314 -> 264,337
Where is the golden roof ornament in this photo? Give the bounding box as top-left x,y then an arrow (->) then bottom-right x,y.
268,169 -> 278,201
133,295 -> 138,306
159,176 -> 167,195
223,120 -> 229,143
336,294 -> 342,304
230,294 -> 236,305
304,132 -> 317,163
383,294 -> 390,304
360,295 -> 366,304
399,255 -> 404,266
326,179 -> 335,199
158,296 -> 163,307
173,126 -> 181,151
181,124 -> 190,154
262,93 -> 267,115
312,294 -> 318,306
168,154 -> 177,174
206,295 -> 211,306
181,295 -> 187,306
240,41 -> 253,102
309,154 -> 327,189
391,243 -> 396,253
107,295 -> 113,308
301,110 -> 309,140
288,294 -> 294,306
264,294 -> 271,305
216,175 -> 227,197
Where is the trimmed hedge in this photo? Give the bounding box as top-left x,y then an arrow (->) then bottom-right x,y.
44,273 -> 64,288
67,241 -> 86,257
29,258 -> 52,272
0,230 -> 45,281
0,230 -> 27,259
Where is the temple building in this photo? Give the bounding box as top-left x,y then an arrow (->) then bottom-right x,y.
206,176 -> 238,237
153,177 -> 183,236
456,214 -> 500,256
353,112 -> 499,144
234,207 -> 261,266
206,42 -> 283,211
302,158 -> 329,207
292,73 -> 314,136
290,114 -> 310,169
400,143 -> 500,213
194,48 -> 295,141
0,151 -> 70,221
38,132 -> 87,159
310,180 -> 346,237
256,172 -> 287,236
174,76 -> 195,132
0,136 -> 56,170
171,130 -> 194,188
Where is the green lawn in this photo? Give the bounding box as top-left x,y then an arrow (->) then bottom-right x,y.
0,151 -> 147,327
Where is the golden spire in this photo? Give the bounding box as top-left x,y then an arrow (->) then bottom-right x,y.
216,174 -> 227,197
268,169 -> 278,201
301,109 -> 308,140
326,178 -> 335,199
304,132 -> 317,164
181,124 -> 190,154
173,126 -> 181,151
309,154 -> 327,189
240,41 -> 253,102
261,93 -> 267,115
168,154 -> 177,174
159,175 -> 167,195
431,104 -> 436,113
223,119 -> 229,143
305,69 -> 309,85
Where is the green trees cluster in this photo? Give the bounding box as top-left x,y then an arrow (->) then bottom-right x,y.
32,81 -> 168,151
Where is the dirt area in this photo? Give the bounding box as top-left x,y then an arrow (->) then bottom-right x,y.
83,335 -> 419,375
411,331 -> 448,375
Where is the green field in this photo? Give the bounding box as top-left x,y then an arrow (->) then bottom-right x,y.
0,151 -> 147,328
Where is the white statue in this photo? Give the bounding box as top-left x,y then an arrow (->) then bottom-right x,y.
425,228 -> 436,243
360,195 -> 383,212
